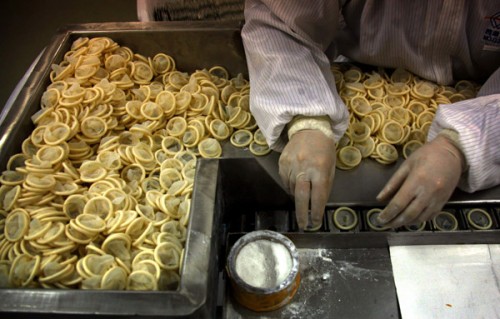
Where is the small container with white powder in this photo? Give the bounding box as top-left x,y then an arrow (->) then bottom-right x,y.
226,230 -> 300,312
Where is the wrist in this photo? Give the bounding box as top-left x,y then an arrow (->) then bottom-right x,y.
436,131 -> 467,173
287,115 -> 335,141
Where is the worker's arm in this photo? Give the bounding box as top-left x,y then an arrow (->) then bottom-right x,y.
377,68 -> 500,227
241,0 -> 348,150
241,0 -> 349,229
430,67 -> 500,193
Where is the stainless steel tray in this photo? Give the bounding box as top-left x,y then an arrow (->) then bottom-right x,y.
0,21 -> 247,318
0,21 -> 247,171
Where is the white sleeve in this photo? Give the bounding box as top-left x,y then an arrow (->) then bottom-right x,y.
241,0 -> 349,151
428,91 -> 500,193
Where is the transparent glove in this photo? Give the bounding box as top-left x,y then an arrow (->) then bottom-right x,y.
278,130 -> 336,230
376,135 -> 465,228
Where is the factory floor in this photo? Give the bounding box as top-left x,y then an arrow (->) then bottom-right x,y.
0,0 -> 138,109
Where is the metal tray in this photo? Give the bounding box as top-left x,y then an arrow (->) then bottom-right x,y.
0,21 -> 247,318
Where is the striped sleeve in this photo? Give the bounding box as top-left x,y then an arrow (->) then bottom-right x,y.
428,91 -> 500,193
241,0 -> 349,151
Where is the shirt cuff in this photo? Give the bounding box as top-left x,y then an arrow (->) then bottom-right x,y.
438,128 -> 468,173
286,115 -> 335,140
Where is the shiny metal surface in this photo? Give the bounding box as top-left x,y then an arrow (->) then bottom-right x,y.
0,22 -> 244,318
0,21 -> 247,171
0,158 -> 220,318
229,147 -> 500,207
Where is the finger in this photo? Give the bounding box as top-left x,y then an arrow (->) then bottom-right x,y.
416,206 -> 440,224
416,198 -> 444,223
385,195 -> 428,228
288,169 -> 298,196
376,162 -> 410,202
377,179 -> 417,225
295,176 -> 311,230
278,160 -> 290,193
310,177 -> 330,228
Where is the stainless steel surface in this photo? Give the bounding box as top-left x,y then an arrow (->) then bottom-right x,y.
0,21 -> 248,171
0,159 -> 220,318
0,21 -> 245,318
228,147 -> 500,207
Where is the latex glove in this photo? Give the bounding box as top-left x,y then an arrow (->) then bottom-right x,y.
376,135 -> 465,228
278,130 -> 336,230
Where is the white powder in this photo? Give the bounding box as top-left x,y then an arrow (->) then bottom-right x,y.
234,239 -> 292,289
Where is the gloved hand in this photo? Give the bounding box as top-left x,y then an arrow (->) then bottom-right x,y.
376,134 -> 466,228
279,130 -> 336,230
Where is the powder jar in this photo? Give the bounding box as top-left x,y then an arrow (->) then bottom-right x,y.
226,230 -> 300,312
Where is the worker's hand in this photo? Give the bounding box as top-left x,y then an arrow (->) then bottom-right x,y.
376,135 -> 465,228
279,130 -> 336,230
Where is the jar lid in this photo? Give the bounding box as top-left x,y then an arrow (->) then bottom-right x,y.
227,230 -> 299,293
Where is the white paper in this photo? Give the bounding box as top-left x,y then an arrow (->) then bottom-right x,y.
390,244 -> 500,319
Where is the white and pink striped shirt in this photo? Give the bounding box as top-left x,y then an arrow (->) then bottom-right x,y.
241,0 -> 500,193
